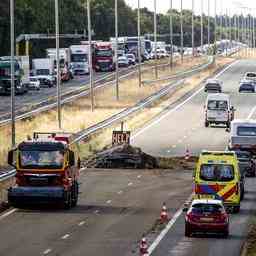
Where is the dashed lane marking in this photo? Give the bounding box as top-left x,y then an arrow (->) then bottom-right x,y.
128,182 -> 133,186
106,200 -> 112,204
137,175 -> 142,179
61,234 -> 70,240
43,249 -> 52,255
117,190 -> 123,194
78,221 -> 86,226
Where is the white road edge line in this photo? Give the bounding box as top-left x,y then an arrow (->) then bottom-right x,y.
0,208 -> 17,221
78,221 -> 86,226
148,194 -> 193,255
247,105 -> 256,119
131,60 -> 239,141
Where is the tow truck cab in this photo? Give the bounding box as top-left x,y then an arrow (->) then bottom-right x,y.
7,132 -> 80,208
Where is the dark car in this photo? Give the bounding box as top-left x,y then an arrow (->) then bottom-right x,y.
235,150 -> 256,177
239,81 -> 255,93
184,199 -> 229,238
204,79 -> 222,93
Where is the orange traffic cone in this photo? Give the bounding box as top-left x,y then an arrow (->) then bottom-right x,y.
160,202 -> 169,223
185,148 -> 190,160
139,235 -> 148,255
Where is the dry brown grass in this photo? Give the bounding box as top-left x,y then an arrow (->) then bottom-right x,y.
234,48 -> 256,59
0,56 -> 217,165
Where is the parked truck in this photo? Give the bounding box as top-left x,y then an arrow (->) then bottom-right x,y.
0,57 -> 28,95
7,132 -> 80,208
69,45 -> 90,75
228,119 -> 256,154
92,42 -> 115,72
46,48 -> 73,82
32,58 -> 56,87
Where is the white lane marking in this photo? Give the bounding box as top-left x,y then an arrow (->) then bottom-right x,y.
106,200 -> 112,204
128,182 -> 133,186
131,60 -> 239,140
117,190 -> 123,194
247,105 -> 256,119
148,194 -> 193,255
61,234 -> 70,240
43,249 -> 52,255
183,135 -> 187,139
0,208 -> 17,221
78,221 -> 86,226
178,140 -> 183,144
94,209 -> 100,214
172,145 -> 177,148
137,175 -> 142,179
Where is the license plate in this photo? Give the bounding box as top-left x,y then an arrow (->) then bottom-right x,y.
195,194 -> 215,199
200,217 -> 214,222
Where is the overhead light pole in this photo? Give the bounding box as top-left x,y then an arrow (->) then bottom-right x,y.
214,0 -> 217,55
10,0 -> 15,147
180,0 -> 184,62
137,0 -> 142,87
154,0 -> 158,78
208,0 -> 210,46
55,0 -> 62,127
87,0 -> 94,110
192,0 -> 195,57
115,0 -> 119,100
169,0 -> 173,67
201,0 -> 204,54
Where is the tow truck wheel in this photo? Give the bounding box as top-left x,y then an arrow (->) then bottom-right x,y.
64,191 -> 72,209
185,222 -> 192,237
71,181 -> 79,207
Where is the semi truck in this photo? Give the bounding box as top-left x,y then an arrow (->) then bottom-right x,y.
32,58 -> 56,87
69,45 -> 90,75
7,132 -> 80,208
0,57 -> 28,95
46,48 -> 73,82
92,42 -> 115,72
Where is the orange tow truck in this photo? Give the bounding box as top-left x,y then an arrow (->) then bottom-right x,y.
7,132 -> 80,208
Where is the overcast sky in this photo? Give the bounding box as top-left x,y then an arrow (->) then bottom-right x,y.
125,0 -> 256,16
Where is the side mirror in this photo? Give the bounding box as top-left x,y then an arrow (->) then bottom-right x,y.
69,151 -> 75,166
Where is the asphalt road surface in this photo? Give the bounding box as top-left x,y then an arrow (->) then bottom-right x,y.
0,59 -> 255,256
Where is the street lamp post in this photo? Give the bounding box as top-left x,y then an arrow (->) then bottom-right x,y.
55,0 -> 62,127
201,0 -> 204,54
154,0 -> 158,78
87,0 -> 94,110
137,0 -> 142,87
192,0 -> 195,57
115,0 -> 119,99
181,0 -> 184,63
208,0 -> 210,46
169,0 -> 173,67
10,0 -> 15,147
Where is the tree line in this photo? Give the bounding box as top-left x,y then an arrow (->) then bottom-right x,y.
0,0 -> 252,56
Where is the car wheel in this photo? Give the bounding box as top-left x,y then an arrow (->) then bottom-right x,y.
233,205 -> 240,213
240,189 -> 244,201
205,121 -> 209,127
223,230 -> 229,238
226,122 -> 230,129
185,222 -> 192,237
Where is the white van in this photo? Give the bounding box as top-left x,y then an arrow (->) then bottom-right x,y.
204,93 -> 235,128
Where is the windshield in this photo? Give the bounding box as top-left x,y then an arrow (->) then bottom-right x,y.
191,203 -> 224,214
207,100 -> 228,110
207,83 -> 220,87
95,49 -> 112,57
20,150 -> 64,169
237,126 -> 256,136
200,164 -> 234,181
71,54 -> 87,63
36,69 -> 50,76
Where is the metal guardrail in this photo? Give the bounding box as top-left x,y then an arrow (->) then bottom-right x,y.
142,56 -> 214,85
0,54 -> 212,182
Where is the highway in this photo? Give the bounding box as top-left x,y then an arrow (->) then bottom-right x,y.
0,59 -> 255,255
